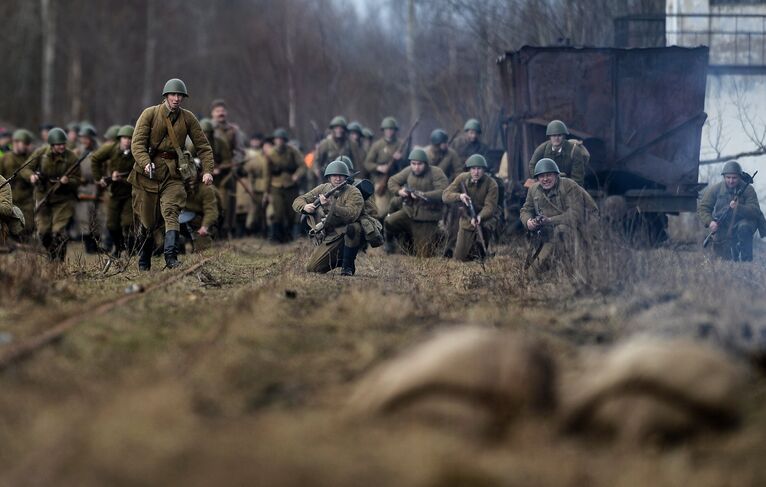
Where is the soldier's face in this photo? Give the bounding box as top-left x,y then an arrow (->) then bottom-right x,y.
349,132 -> 359,142
439,142 -> 448,151
410,160 -> 426,176
470,167 -> 484,181
329,175 -> 346,186
383,128 -> 396,140
538,172 -> 558,190
67,130 -> 78,142
211,106 -> 227,122
165,93 -> 184,111
250,138 -> 262,149
274,137 -> 286,149
79,136 -> 94,148
12,140 -> 29,154
466,129 -> 478,143
119,136 -> 131,151
51,143 -> 66,154
549,134 -> 565,147
332,126 -> 345,139
724,174 -> 740,189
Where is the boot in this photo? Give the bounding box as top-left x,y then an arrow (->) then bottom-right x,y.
42,233 -> 55,261
109,229 -> 123,258
383,229 -> 396,255
163,230 -> 181,269
52,233 -> 68,262
138,233 -> 154,271
82,233 -> 99,254
340,244 -> 359,276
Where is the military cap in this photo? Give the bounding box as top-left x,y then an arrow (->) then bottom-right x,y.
339,155 -> 354,171
347,121 -> 363,135
721,160 -> 743,176
272,128 -> 289,140
79,124 -> 97,137
12,129 -> 32,144
362,128 -> 374,139
329,116 -> 348,129
104,124 -> 121,141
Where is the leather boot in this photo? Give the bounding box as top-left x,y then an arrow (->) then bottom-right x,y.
340,244 -> 359,276
164,230 -> 181,269
138,232 -> 154,271
109,229 -> 123,258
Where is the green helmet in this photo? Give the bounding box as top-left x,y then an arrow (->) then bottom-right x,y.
408,148 -> 428,163
200,118 -> 214,133
117,125 -> 134,138
104,124 -> 121,141
430,129 -> 448,145
47,127 -> 67,145
463,118 -> 481,133
329,116 -> 348,129
546,120 -> 569,136
721,160 -> 743,176
324,159 -> 351,177
272,128 -> 289,140
380,117 -> 399,130
533,158 -> 560,177
362,128 -> 374,139
12,129 -> 32,144
466,154 -> 488,169
78,123 -> 97,137
66,122 -> 80,133
347,121 -> 363,135
339,155 -> 354,171
162,78 -> 189,97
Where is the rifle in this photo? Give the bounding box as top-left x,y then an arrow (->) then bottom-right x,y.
99,171 -> 131,186
447,129 -> 461,146
460,181 -> 488,261
524,215 -> 548,270
0,153 -> 37,191
703,171 -> 757,248
401,184 -> 428,204
301,177 -> 356,230
375,118 -> 420,196
34,150 -> 91,213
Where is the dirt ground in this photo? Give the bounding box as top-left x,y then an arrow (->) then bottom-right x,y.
1,228 -> 766,486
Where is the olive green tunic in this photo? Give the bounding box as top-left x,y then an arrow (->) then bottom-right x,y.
443,172 -> 499,261
528,139 -> 589,187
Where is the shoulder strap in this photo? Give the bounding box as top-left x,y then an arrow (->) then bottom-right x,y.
163,112 -> 184,158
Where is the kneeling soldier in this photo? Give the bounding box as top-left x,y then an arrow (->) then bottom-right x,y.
292,160 -> 364,275
698,160 -> 766,261
442,154 -> 498,261
384,148 -> 448,256
520,158 -> 598,270
180,171 -> 221,251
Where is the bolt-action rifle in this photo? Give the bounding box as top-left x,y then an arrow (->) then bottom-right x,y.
703,171 -> 757,248
460,181 -> 488,261
34,150 -> 91,213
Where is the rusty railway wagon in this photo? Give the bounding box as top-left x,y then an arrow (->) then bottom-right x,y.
498,45 -> 709,240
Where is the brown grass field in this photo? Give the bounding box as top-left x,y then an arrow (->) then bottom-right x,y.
1,218 -> 765,487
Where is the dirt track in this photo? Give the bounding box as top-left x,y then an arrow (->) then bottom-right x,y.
1,238 -> 765,486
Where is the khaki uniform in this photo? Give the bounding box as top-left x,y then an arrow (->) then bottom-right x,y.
385,165 -> 448,256
0,175 -> 24,239
92,143 -> 135,235
25,147 -> 81,259
292,183 -> 364,273
193,133 -> 233,234
520,177 -> 598,269
129,103 -> 213,233
244,148 -> 269,236
214,120 -> 244,163
266,144 -> 305,242
698,180 -> 766,261
427,145 -> 463,181
315,136 -> 364,175
364,137 -> 402,217
443,172 -> 498,261
0,151 -> 35,235
182,183 -> 220,250
451,137 -> 490,163
528,140 -> 589,187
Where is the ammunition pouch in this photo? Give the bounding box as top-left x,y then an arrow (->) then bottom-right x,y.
177,150 -> 198,190
361,215 -> 383,247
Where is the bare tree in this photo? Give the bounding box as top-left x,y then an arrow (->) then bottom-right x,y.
40,0 -> 55,123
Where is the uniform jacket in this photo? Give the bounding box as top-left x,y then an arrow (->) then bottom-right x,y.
388,165 -> 448,221
266,145 -> 305,190
185,183 -> 220,228
443,172 -> 499,230
364,138 -> 400,182
0,151 -> 34,203
92,142 -> 135,198
528,139 -> 589,187
698,180 -> 766,236
292,183 -> 364,238
23,146 -> 81,204
427,145 -> 463,181
520,177 -> 598,231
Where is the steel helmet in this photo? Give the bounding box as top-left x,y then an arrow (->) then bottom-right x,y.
546,120 -> 569,136
117,125 -> 134,138
272,128 -> 289,140
408,148 -> 428,163
380,117 -> 399,130
200,118 -> 215,133
721,160 -> 743,176
324,159 -> 351,177
12,129 -> 32,144
463,118 -> 481,133
339,155 -> 354,171
465,154 -> 488,168
162,78 -> 189,97
362,128 -> 374,139
430,129 -> 448,145
347,121 -> 363,135
78,123 -> 97,137
47,127 -> 67,145
104,125 -> 121,141
329,116 -> 348,129
533,158 -> 561,177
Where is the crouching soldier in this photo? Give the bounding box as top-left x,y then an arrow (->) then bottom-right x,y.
442,154 -> 498,261
520,158 -> 598,270
179,171 -> 221,252
698,160 -> 766,261
292,160 -> 364,275
384,149 -> 448,256
93,125 -> 135,257
25,127 -> 81,261
0,175 -> 25,248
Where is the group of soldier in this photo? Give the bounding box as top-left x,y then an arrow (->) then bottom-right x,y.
0,77 -> 763,274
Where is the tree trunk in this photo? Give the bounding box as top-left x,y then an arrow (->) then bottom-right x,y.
285,0 -> 297,132
406,0 -> 419,123
40,0 -> 55,123
68,47 -> 82,121
142,0 -> 157,108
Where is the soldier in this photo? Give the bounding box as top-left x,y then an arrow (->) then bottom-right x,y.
427,129 -> 463,181
129,78 -> 214,270
92,125 -> 135,257
0,174 -> 25,247
65,122 -> 80,150
347,121 -> 367,173
339,155 -> 383,249
195,118 -> 234,237
244,136 -> 270,237
451,119 -> 490,163
74,123 -> 100,253
698,160 -> 766,262
442,154 -> 498,262
210,98 -> 245,163
0,129 -> 35,238
527,120 -> 588,188
362,127 -> 374,152
103,125 -> 122,144
24,127 -> 81,261
384,149 -> 448,256
265,128 -> 304,243
520,158 -> 598,270
180,170 -> 221,251
292,160 -> 364,275
364,116 -> 405,219
314,116 -> 362,177
39,124 -> 54,145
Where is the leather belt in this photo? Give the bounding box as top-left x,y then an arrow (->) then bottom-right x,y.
156,151 -> 178,160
